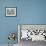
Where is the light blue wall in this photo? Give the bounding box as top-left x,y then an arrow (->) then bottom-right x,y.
0,0 -> 46,44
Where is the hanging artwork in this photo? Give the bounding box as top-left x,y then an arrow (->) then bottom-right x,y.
18,24 -> 46,41
6,7 -> 16,16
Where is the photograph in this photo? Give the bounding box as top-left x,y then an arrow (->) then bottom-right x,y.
6,7 -> 16,16
18,24 -> 46,46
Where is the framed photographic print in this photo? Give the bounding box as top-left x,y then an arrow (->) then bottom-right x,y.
6,7 -> 16,16
18,24 -> 46,42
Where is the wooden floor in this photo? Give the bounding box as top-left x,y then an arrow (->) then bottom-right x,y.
0,40 -> 46,46
19,39 -> 46,46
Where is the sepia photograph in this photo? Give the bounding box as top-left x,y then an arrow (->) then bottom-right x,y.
6,7 -> 16,16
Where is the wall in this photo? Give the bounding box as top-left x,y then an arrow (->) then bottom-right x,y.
0,0 -> 46,44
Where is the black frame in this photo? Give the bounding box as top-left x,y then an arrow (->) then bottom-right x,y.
5,7 -> 17,17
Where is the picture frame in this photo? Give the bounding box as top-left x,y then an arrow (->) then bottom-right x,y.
5,7 -> 16,16
18,24 -> 46,42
